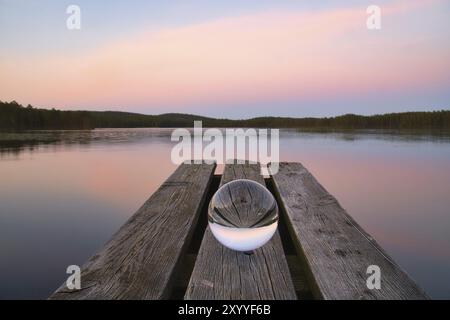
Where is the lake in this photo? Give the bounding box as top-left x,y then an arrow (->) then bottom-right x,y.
1,128 -> 449,299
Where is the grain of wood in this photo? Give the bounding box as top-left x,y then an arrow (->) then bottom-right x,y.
271,162 -> 428,300
185,163 -> 297,300
49,163 -> 216,300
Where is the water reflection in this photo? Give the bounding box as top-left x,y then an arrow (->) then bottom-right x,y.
0,129 -> 180,157
0,128 -> 450,299
2,128 -> 450,157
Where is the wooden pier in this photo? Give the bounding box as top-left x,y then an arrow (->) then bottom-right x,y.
49,162 -> 428,300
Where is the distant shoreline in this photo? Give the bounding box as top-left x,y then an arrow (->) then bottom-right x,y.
1,101 -> 449,131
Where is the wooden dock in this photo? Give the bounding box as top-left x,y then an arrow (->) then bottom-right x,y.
49,162 -> 428,300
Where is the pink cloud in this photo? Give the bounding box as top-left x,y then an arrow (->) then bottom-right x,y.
0,0 -> 448,110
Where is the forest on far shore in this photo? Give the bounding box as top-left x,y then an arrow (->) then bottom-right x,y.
1,100 -> 449,131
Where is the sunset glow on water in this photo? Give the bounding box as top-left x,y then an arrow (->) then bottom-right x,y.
1,129 -> 449,298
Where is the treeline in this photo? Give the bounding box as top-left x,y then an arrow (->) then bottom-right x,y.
88,111 -> 213,128
1,100 -> 449,130
0,101 -> 93,130
233,112 -> 450,129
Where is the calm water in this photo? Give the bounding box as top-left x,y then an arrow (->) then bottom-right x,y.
1,128 -> 450,299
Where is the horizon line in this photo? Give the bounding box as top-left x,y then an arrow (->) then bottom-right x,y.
2,100 -> 449,120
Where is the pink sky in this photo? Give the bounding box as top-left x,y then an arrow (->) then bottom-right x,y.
0,0 -> 449,116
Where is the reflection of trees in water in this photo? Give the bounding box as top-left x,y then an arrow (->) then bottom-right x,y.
0,128 -> 176,157
283,128 -> 450,143
1,128 -> 450,157
0,131 -> 94,157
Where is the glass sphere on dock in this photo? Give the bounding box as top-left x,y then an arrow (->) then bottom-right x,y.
208,179 -> 279,252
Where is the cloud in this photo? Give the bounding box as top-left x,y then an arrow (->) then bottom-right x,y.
0,0 -> 448,111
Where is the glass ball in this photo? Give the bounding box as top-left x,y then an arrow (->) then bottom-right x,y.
208,179 -> 279,252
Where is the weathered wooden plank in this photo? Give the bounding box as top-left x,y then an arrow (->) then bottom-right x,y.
271,162 -> 428,300
185,164 -> 297,300
50,163 -> 216,300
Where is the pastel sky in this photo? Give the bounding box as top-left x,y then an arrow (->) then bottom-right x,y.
0,0 -> 449,118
